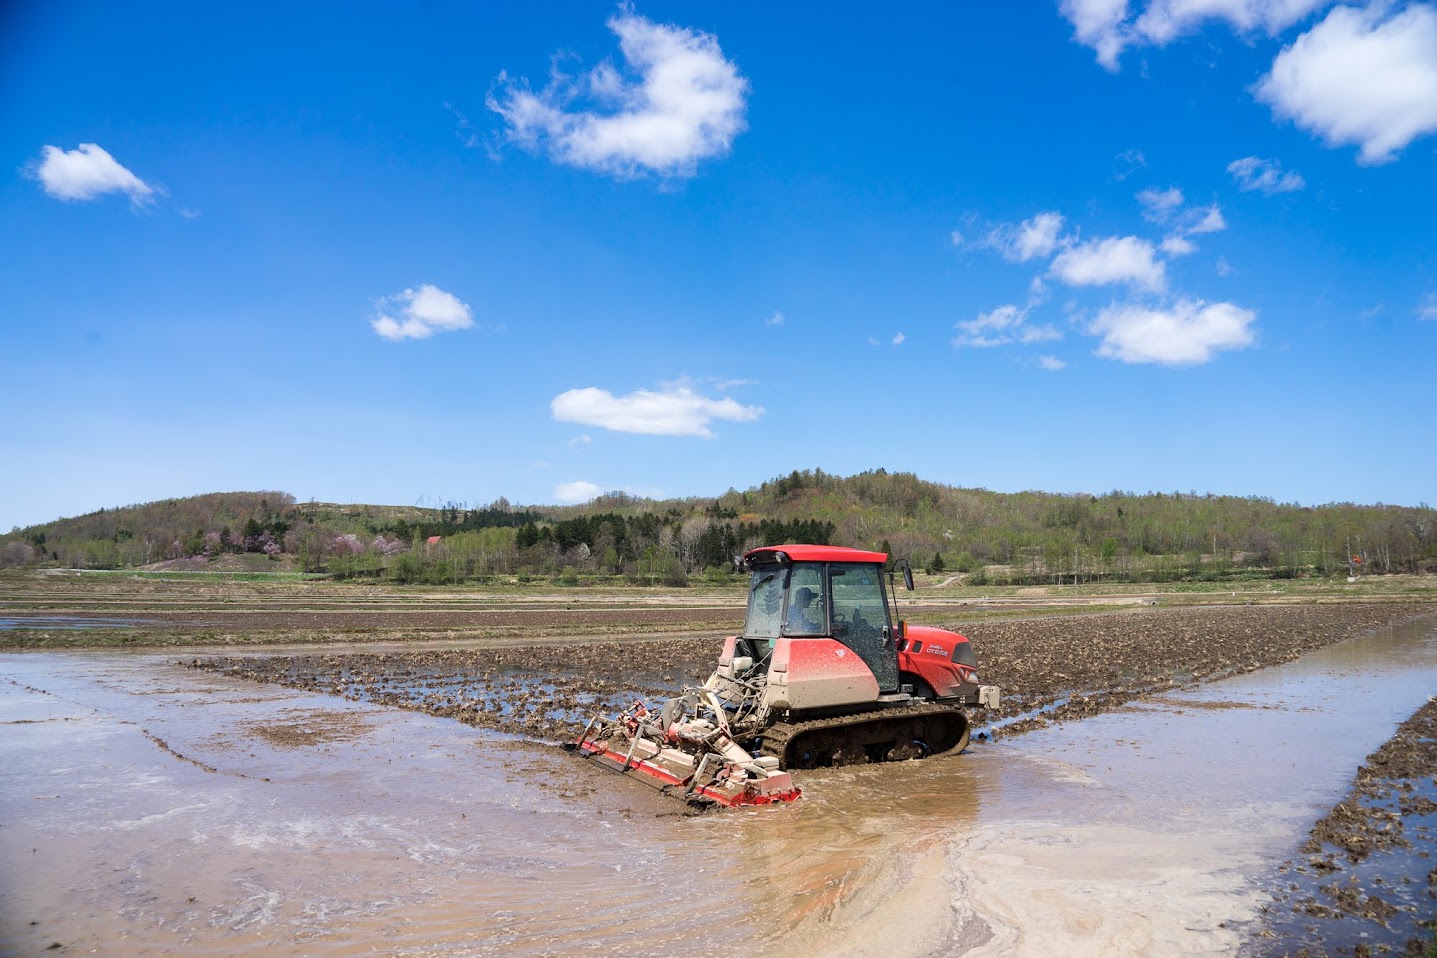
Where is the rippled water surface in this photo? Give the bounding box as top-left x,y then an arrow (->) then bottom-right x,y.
3,616 -> 1435,956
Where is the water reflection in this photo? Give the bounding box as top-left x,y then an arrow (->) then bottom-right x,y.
3,615 -> 1434,957
0,615 -> 145,630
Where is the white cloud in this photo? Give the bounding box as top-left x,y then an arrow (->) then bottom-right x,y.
32,143 -> 157,206
1061,0 -> 1134,70
1022,324 -> 1064,343
550,384 -> 763,437
1256,4 -> 1437,164
1063,0 -> 1332,69
966,211 -> 1069,261
1050,235 -> 1166,292
1161,235 -> 1198,256
370,285 -> 474,341
1419,294 -> 1437,320
1157,202 -> 1227,255
447,101 -> 483,150
1017,212 -> 1068,260
892,332 -> 906,345
996,211 -> 1068,261
569,434 -> 593,446
1138,186 -> 1185,222
1115,148 -> 1148,179
950,229 -> 965,246
1039,355 -> 1068,371
1187,205 -> 1227,234
1090,299 -> 1257,365
765,311 -> 785,326
953,304 -> 1062,348
1216,256 -> 1234,276
1155,201 -> 1224,257
956,304 -> 1024,339
1227,155 -> 1306,192
1137,185 -> 1226,244
488,11 -> 748,178
1136,0 -> 1331,44
555,481 -> 603,503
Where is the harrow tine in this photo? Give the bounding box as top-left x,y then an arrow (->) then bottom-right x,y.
577,716 -> 598,748
621,727 -> 643,771
686,753 -> 714,796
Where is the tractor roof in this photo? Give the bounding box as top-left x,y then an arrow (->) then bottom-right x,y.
745,544 -> 889,565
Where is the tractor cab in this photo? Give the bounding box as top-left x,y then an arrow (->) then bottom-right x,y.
739,545 -> 900,693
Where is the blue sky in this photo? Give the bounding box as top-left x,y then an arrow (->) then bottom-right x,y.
3,1 -> 1436,530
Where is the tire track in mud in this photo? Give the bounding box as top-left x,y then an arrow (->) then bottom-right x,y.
141,729 -> 221,774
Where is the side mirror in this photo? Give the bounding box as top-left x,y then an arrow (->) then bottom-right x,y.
903,566 -> 914,591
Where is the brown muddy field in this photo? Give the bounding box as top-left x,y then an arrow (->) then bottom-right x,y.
182,601 -> 1437,958
6,573 -> 1437,954
1260,695 -> 1437,957
189,603 -> 1435,739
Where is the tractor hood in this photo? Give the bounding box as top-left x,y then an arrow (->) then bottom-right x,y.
902,625 -> 969,659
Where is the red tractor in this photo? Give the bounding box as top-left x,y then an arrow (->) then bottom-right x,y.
575,545 -> 999,808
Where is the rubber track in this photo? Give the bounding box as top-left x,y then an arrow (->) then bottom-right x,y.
757,701 -> 970,768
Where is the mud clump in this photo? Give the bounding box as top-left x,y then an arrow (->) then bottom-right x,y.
185,604 -> 1433,746
183,603 -> 1437,953
962,604 -> 1436,731
245,709 -> 374,748
188,640 -> 720,743
1260,695 -> 1437,957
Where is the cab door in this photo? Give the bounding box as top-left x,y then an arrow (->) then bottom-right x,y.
828,564 -> 898,692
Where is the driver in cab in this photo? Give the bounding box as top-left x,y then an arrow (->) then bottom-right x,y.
787,586 -> 821,633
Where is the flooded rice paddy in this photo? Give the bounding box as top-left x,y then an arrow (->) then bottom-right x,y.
0,616 -> 148,632
3,615 -> 1437,956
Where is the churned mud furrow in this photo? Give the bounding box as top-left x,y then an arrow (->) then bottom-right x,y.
5,602 -> 1437,957
963,604 -> 1437,730
187,604 -> 1436,744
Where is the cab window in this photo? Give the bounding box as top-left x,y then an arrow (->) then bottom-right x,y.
782,563 -> 826,636
743,566 -> 784,638
829,564 -> 889,641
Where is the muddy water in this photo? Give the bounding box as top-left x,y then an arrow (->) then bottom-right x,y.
0,616 -> 147,631
943,615 -> 1437,956
3,617 -> 1436,957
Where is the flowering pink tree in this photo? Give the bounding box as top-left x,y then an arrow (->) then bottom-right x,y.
0,541 -> 35,568
372,534 -> 407,557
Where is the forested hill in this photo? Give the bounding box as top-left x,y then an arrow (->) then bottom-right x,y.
712,470 -> 1434,580
2,470 -> 1433,583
